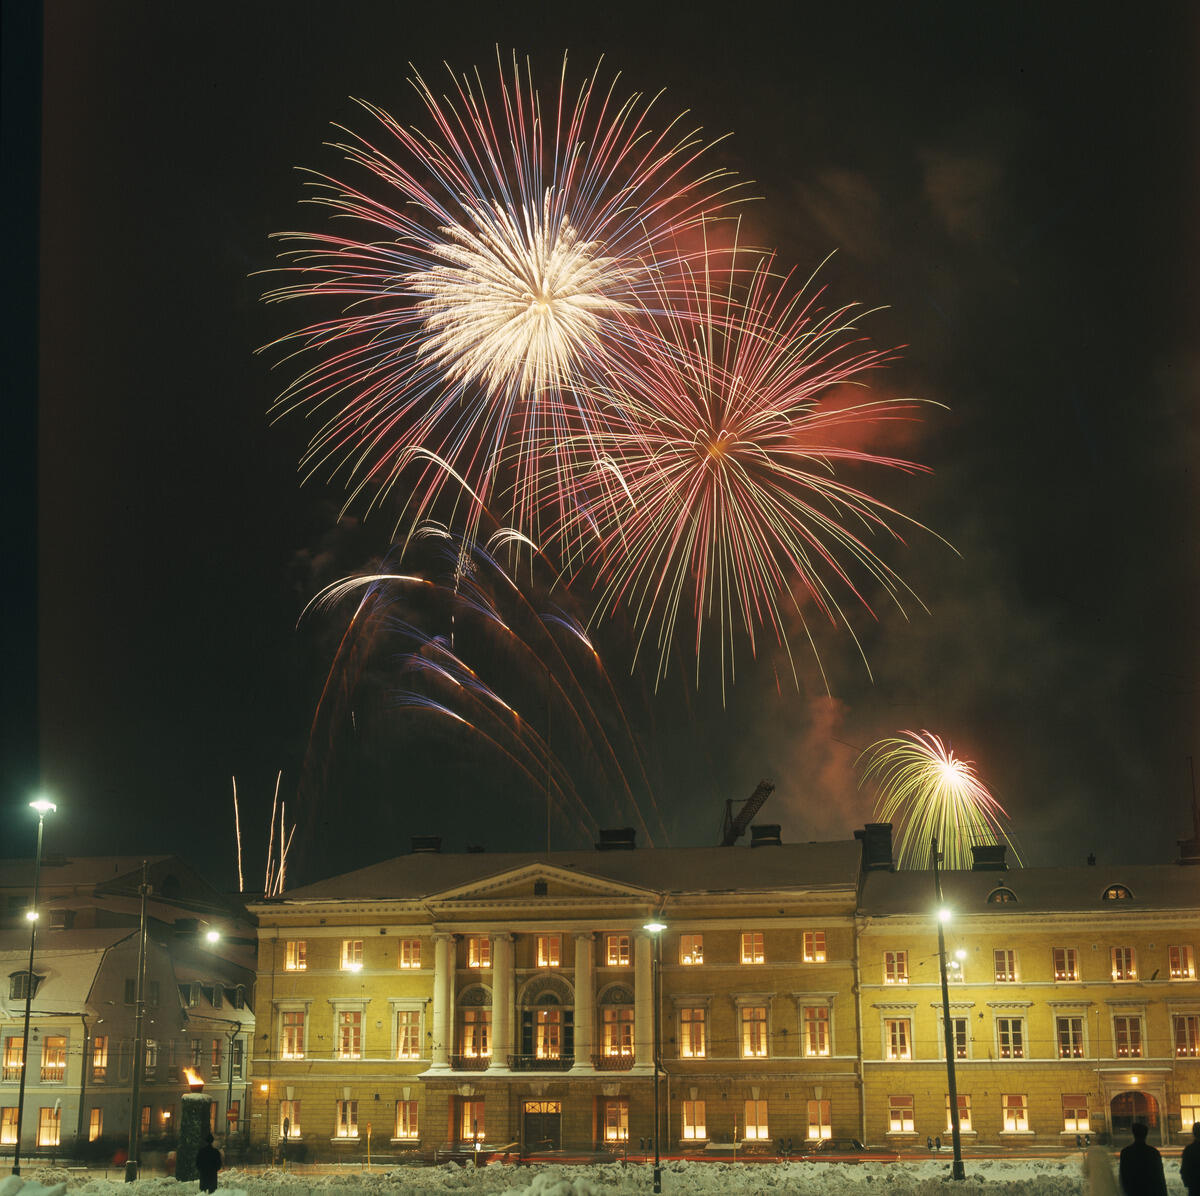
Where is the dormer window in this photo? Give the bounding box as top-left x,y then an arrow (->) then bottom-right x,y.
1103,884 -> 1133,901
9,972 -> 43,1001
987,887 -> 1018,904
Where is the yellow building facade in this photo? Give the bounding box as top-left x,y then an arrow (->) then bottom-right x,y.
245,827 -> 1200,1159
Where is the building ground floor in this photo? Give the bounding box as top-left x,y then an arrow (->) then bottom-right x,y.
256,1071 -> 864,1160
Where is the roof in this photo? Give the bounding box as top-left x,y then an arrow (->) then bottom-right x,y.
262,840 -> 863,905
859,863 -> 1200,917
0,928 -> 134,1017
0,856 -> 172,889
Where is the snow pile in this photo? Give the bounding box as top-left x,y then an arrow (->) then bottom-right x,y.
4,1155 -> 1190,1196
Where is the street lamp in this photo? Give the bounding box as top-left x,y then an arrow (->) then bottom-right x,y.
643,920 -> 666,1195
933,837 -> 966,1181
12,797 -> 56,1176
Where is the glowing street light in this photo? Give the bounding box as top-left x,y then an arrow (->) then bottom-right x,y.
643,920 -> 666,1194
12,797 -> 56,1176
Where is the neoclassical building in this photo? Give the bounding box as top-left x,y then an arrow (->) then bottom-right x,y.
247,831 -> 863,1156
244,825 -> 1200,1158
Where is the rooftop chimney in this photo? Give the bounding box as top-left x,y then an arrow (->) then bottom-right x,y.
855,823 -> 893,872
595,827 -> 637,851
970,844 -> 1008,871
410,835 -> 443,854
749,824 -> 782,847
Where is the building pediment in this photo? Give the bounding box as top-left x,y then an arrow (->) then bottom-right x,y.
425,862 -> 656,904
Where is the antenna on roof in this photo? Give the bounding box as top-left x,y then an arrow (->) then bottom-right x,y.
719,780 -> 775,846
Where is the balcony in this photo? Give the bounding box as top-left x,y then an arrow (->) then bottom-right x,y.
449,1054 -> 490,1071
508,1053 -> 574,1072
591,1053 -> 634,1071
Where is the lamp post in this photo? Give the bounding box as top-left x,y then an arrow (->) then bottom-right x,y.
12,797 -> 56,1176
125,861 -> 151,1183
933,837 -> 966,1181
643,920 -> 666,1195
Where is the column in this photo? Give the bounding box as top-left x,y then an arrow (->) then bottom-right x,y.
430,933 -> 453,1069
571,932 -> 595,1072
490,933 -> 514,1071
634,931 -> 653,1070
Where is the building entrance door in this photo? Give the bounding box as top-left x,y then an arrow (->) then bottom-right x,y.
1110,1092 -> 1161,1144
523,1100 -> 562,1152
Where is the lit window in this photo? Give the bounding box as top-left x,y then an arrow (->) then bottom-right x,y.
1053,947 -> 1078,982
2,1036 -> 23,1081
602,1007 -> 634,1057
399,939 -> 421,969
460,1009 -> 491,1059
231,1039 -> 244,1079
679,1008 -> 706,1058
888,1094 -> 914,1133
143,1039 -> 158,1080
943,1016 -> 968,1060
337,1010 -> 362,1060
1111,946 -> 1137,981
994,949 -> 1018,983
140,1107 -> 150,1136
211,1039 -> 224,1076
468,937 -> 491,968
803,1006 -> 830,1057
335,1099 -> 358,1138
1175,1014 -> 1200,1058
742,1099 -> 768,1140
537,935 -> 561,968
987,887 -> 1017,904
679,934 -> 703,965
1062,1094 -> 1089,1133
1114,1015 -> 1143,1058
279,1100 -> 301,1138
281,1010 -> 305,1059
1056,1017 -> 1085,1059
92,1036 -> 108,1082
39,1035 -> 66,1083
946,1093 -> 971,1133
37,1106 -> 61,1147
997,1017 -> 1024,1059
1169,945 -> 1196,980
535,1008 -> 561,1060
803,930 -> 826,963
606,935 -> 631,967
740,932 -> 765,964
0,1108 -> 16,1146
1002,1094 -> 1028,1133
1182,1093 -> 1200,1131
340,940 -> 363,970
807,1098 -> 831,1140
741,1005 -> 768,1057
394,1100 -> 418,1140
1104,884 -> 1133,901
602,1098 -> 628,1142
285,940 -> 306,971
396,1010 -> 421,1060
682,1099 -> 706,1140
884,951 -> 908,984
884,1018 -> 911,1061
88,1108 -> 103,1142
459,1099 -> 484,1143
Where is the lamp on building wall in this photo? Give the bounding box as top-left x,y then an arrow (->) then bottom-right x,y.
933,837 -> 966,1181
12,796 -> 56,1176
643,920 -> 666,1195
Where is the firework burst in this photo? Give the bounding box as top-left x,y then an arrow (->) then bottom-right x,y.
261,51 -> 742,545
858,730 -> 1020,870
567,236 -> 937,695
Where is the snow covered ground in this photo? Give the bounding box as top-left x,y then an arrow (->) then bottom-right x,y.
1,1155 -> 1190,1196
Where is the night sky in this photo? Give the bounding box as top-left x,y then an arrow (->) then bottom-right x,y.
7,3 -> 1197,887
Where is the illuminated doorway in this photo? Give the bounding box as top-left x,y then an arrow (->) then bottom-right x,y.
523,1099 -> 561,1152
1110,1092 -> 1161,1144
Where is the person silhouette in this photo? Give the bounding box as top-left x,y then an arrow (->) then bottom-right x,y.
1117,1122 -> 1166,1196
1181,1122 -> 1200,1195
196,1132 -> 222,1194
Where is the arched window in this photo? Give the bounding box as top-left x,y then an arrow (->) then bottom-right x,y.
517,975 -> 574,1069
1103,884 -> 1133,901
987,887 -> 1018,904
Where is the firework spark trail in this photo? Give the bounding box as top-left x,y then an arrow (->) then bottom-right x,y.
858,730 -> 1021,870
565,233 -> 940,697
261,50 -> 744,551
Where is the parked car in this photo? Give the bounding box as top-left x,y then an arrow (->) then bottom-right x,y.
803,1137 -> 899,1161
